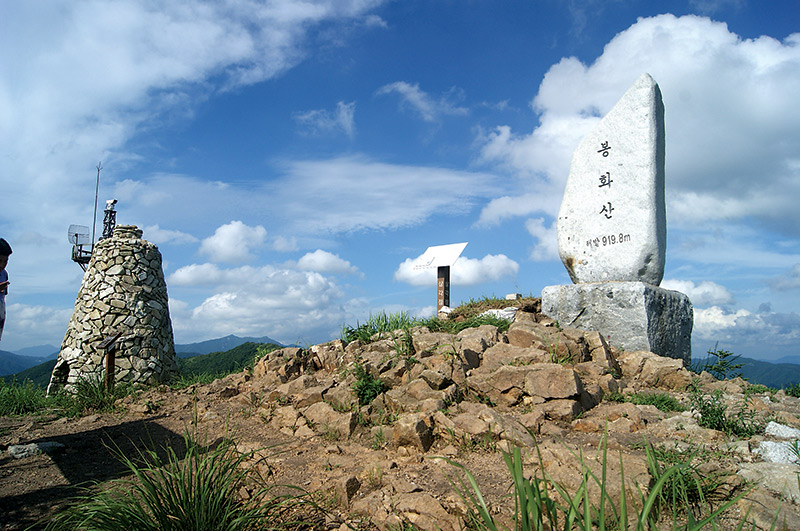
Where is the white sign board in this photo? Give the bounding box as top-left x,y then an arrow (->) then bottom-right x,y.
412,242 -> 468,271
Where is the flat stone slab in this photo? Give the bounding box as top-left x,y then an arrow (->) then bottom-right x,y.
8,441 -> 65,459
541,281 -> 692,364
557,73 -> 666,285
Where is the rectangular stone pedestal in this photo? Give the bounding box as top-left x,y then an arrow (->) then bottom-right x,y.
541,282 -> 693,365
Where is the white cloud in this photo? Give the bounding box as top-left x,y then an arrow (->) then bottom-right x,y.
394,254 -> 518,286
3,303 -> 73,352
273,236 -> 299,252
477,15 -> 800,237
269,156 -> 500,233
199,221 -> 267,264
364,14 -> 388,29
661,279 -> 733,306
376,81 -> 468,122
167,264 -> 354,345
294,101 -> 356,138
694,306 -> 750,339
142,224 -> 198,245
168,263 -> 228,286
693,305 -> 800,353
525,218 -> 559,261
102,157 -> 500,238
0,0 -> 386,296
296,250 -> 359,275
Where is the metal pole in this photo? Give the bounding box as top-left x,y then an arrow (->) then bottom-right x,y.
91,162 -> 102,247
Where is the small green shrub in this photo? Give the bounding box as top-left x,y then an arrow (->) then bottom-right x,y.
689,387 -> 765,438
604,391 -> 685,413
350,356 -> 388,406
690,343 -> 744,380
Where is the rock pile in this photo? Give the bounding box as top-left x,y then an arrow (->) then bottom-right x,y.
48,225 -> 178,394
163,304 -> 800,530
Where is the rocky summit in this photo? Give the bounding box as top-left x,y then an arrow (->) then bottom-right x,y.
3,303 -> 800,529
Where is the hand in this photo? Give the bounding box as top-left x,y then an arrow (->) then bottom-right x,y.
0,281 -> 8,291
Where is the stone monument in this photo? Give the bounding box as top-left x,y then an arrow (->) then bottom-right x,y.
541,73 -> 693,363
48,225 -> 178,394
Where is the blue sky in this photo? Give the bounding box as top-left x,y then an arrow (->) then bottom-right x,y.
2,0 -> 800,361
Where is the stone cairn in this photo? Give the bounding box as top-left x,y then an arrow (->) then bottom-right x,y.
542,73 -> 693,363
47,225 -> 178,395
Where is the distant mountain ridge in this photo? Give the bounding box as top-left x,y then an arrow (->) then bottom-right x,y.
0,349 -> 55,377
12,344 -> 59,358
5,335 -> 284,387
175,334 -> 283,357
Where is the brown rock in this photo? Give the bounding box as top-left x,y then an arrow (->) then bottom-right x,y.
393,413 -> 434,451
524,364 -> 582,399
393,492 -> 461,531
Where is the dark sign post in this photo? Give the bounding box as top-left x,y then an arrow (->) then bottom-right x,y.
412,242 -> 467,318
97,332 -> 122,392
437,266 -> 450,315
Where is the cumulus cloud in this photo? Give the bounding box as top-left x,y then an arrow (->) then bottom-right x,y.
694,306 -> 751,338
693,305 -> 800,355
296,250 -> 359,275
294,101 -> 356,138
477,15 -> 800,237
661,279 -> 733,306
376,81 -> 468,122
394,254 -> 518,286
3,304 -> 73,352
167,265 -> 354,344
199,221 -> 267,264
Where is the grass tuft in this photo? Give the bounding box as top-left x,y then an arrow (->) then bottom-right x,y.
439,434 -> 758,530
44,436 -> 318,530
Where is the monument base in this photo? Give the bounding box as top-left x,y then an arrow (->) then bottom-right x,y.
541,282 -> 693,365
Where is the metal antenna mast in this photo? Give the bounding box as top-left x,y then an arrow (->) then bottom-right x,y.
91,162 -> 102,247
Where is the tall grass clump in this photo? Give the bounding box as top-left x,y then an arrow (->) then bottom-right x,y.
0,379 -> 47,416
420,313 -> 512,335
440,435 -> 757,530
45,436 -> 315,531
340,311 -> 418,344
170,371 -> 225,390
340,306 -> 515,347
55,373 -> 132,417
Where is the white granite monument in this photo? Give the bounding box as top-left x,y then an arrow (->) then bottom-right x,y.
541,73 -> 693,363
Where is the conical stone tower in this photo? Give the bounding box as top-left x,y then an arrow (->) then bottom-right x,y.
48,225 -> 178,394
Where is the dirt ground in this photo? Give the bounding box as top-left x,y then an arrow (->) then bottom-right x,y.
0,381 -> 520,530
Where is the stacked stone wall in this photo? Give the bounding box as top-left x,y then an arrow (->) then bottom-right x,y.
48,225 -> 178,394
